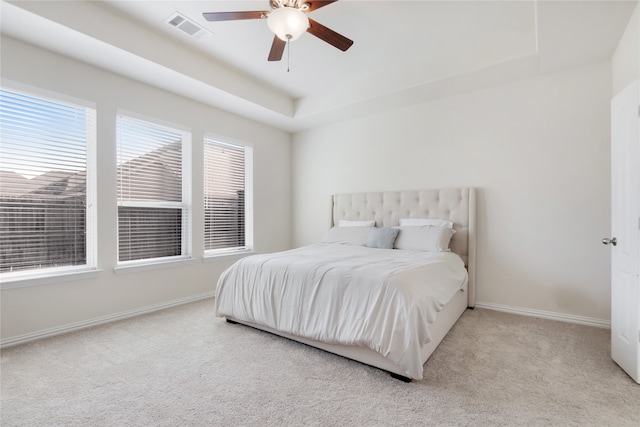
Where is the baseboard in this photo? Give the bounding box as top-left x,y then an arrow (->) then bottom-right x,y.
0,291 -> 216,348
474,301 -> 610,329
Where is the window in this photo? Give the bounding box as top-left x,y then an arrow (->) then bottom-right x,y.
0,87 -> 96,281
204,137 -> 252,255
116,114 -> 191,264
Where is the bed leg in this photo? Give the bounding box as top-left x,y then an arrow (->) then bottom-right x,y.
390,372 -> 412,383
225,318 -> 239,324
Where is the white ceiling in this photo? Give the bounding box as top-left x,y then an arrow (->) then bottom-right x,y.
1,0 -> 636,132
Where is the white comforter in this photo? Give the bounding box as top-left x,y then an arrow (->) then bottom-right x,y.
215,244 -> 468,379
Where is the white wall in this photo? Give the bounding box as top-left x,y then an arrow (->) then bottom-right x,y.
292,60 -> 612,322
612,2 -> 639,95
0,37 -> 291,343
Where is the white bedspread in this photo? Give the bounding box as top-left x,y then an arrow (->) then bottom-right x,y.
215,244 -> 468,379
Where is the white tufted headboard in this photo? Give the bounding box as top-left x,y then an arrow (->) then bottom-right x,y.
331,188 -> 476,307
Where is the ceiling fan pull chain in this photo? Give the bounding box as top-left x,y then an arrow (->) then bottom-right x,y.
287,36 -> 291,72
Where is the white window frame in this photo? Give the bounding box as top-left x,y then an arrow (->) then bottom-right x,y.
0,81 -> 99,289
114,111 -> 192,272
203,135 -> 253,259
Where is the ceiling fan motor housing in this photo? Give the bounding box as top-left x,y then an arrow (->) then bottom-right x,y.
270,0 -> 311,12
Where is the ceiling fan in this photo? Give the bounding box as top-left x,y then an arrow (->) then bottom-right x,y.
203,0 -> 354,62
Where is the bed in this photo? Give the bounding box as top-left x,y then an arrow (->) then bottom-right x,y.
215,188 -> 476,381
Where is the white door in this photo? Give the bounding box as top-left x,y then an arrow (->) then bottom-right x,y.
608,79 -> 639,384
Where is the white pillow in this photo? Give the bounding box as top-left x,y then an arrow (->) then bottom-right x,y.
399,218 -> 454,229
323,226 -> 373,245
338,220 -> 375,227
393,225 -> 456,252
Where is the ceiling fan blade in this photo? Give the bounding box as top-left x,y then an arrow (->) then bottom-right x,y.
306,18 -> 353,52
203,11 -> 268,22
268,36 -> 286,62
305,1 -> 339,12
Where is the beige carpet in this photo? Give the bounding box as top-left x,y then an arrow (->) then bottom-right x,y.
1,298 -> 638,426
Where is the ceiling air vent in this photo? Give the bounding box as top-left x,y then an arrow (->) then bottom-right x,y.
165,12 -> 212,41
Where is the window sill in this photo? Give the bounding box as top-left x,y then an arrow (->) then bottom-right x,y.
203,249 -> 254,263
114,257 -> 196,275
1,268 -> 103,290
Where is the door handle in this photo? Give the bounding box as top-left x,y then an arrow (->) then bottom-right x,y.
602,237 -> 617,246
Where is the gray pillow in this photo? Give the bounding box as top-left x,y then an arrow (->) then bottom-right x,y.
365,227 -> 400,249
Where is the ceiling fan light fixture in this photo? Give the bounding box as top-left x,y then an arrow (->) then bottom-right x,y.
267,7 -> 309,41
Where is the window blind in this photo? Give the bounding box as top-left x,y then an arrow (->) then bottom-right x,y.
204,138 -> 249,253
117,115 -> 189,262
0,88 -> 95,275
